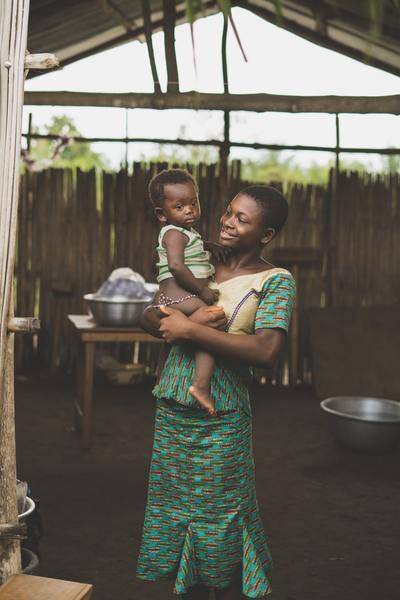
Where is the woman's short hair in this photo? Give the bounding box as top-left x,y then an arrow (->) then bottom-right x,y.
149,169 -> 198,208
241,185 -> 288,234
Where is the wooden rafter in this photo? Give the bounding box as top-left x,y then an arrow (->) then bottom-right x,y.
163,0 -> 179,93
141,0 -> 161,94
21,132 -> 400,156
24,90 -> 400,114
239,0 -> 400,77
98,0 -> 135,32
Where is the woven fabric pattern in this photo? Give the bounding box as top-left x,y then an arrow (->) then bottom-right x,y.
136,399 -> 273,597
153,272 -> 296,415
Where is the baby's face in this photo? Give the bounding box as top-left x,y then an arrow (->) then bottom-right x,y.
158,182 -> 201,228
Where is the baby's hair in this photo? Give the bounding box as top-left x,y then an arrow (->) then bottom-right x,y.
241,185 -> 288,235
149,168 -> 198,208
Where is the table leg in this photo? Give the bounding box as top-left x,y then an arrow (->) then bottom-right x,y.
81,342 -> 95,450
73,340 -> 84,432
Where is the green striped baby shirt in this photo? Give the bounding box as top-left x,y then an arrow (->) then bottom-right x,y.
156,224 -> 215,283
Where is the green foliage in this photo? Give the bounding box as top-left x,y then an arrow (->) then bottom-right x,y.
138,143 -> 218,165
185,0 -> 204,22
134,145 -> 375,184
381,151 -> 400,174
27,115 -> 110,171
240,151 -> 371,185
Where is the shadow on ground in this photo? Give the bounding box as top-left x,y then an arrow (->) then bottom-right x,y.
15,378 -> 400,600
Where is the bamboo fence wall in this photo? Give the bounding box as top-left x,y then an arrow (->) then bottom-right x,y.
14,164 -> 400,384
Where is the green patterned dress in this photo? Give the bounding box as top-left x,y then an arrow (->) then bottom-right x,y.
136,271 -> 295,597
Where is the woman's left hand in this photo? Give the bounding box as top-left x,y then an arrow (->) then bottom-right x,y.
159,306 -> 192,343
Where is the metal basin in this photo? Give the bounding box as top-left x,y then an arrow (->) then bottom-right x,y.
84,284 -> 157,326
18,496 -> 35,520
320,396 -> 400,452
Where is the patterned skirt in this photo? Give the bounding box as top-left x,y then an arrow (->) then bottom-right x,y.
136,398 -> 273,598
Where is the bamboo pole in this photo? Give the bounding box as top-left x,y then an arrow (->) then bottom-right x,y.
0,0 -> 30,581
24,90 -> 400,113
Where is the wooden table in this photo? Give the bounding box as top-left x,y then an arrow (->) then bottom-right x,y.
68,315 -> 162,450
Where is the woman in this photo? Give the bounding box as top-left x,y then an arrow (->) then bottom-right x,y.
136,186 -> 296,599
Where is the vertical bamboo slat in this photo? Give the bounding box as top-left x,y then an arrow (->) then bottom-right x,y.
13,164 -> 400,385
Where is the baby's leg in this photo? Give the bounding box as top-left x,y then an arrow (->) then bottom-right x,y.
189,351 -> 216,416
158,295 -> 216,414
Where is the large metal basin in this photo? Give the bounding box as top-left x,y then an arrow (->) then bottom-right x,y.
84,283 -> 158,326
320,396 -> 400,452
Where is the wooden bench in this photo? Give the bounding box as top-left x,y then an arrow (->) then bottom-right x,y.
0,574 -> 92,599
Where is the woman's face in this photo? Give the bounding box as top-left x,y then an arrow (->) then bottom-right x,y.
219,193 -> 271,250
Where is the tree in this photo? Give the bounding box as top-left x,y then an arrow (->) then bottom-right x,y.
381,151 -> 400,174
26,115 -> 110,171
241,151 -> 370,185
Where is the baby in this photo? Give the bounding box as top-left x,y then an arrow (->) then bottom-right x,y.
150,168 -> 225,415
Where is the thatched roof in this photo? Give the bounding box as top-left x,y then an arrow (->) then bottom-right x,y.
28,0 -> 400,76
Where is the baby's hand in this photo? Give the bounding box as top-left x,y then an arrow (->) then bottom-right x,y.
200,286 -> 219,306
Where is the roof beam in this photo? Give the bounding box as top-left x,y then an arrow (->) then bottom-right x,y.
24,91 -> 400,114
98,0 -> 136,32
240,0 -> 400,77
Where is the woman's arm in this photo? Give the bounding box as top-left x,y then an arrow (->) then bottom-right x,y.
140,304 -> 227,339
158,309 -> 286,369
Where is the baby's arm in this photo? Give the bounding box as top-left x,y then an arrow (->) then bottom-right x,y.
163,229 -> 217,305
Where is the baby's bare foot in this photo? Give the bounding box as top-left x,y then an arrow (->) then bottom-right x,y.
189,385 -> 216,416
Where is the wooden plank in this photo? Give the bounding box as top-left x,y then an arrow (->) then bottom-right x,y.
0,0 -> 30,580
0,573 -> 92,599
24,91 -> 400,114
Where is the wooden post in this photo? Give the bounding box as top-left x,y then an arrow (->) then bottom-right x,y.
124,108 -> 129,169
0,2 -> 56,582
219,16 -> 230,201
163,0 -> 179,93
27,112 -> 32,151
141,0 -> 161,94
0,1 -> 30,580
335,113 -> 340,172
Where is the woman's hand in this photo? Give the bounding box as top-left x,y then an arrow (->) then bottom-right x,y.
159,307 -> 192,343
189,306 -> 227,330
140,305 -> 163,338
159,305 -> 227,343
204,241 -> 230,263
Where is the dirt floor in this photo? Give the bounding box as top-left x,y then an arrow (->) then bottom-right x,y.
15,377 -> 400,600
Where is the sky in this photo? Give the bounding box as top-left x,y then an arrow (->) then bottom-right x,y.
23,7 -> 400,170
